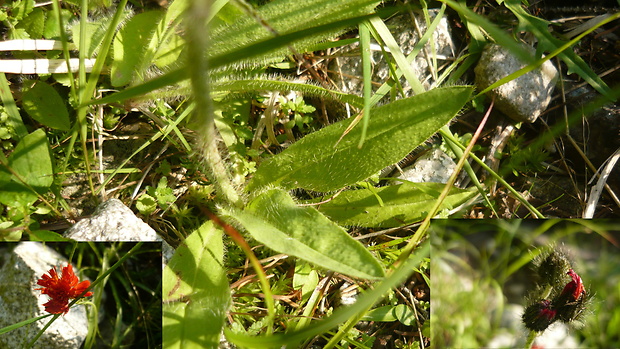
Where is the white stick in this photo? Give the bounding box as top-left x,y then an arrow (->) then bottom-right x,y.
0,39 -> 75,51
0,59 -> 96,74
583,147 -> 620,218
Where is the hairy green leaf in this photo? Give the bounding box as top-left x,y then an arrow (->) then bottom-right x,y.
150,0 -> 187,69
111,10 -> 163,87
209,0 -> 381,65
0,128 -> 53,207
71,17 -> 112,58
86,8 -> 398,107
227,188 -> 385,280
309,182 -> 476,227
163,221 -> 229,349
153,31 -> 185,70
214,79 -> 364,108
247,86 -> 473,192
22,81 -> 70,130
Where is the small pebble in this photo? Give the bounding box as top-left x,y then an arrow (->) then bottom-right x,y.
475,44 -> 558,123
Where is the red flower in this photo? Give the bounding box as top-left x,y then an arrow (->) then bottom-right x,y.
561,269 -> 585,301
36,264 -> 93,314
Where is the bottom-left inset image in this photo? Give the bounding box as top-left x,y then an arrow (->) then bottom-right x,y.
0,242 -> 162,348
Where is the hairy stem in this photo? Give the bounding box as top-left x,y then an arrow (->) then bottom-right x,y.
524,330 -> 537,349
186,0 -> 243,208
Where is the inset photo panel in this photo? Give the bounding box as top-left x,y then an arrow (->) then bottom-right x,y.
430,219 -> 620,349
0,242 -> 162,348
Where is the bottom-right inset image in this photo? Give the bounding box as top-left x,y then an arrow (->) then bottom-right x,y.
430,220 -> 620,349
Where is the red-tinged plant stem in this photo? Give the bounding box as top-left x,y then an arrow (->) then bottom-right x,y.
202,207 -> 276,334
395,97 -> 495,268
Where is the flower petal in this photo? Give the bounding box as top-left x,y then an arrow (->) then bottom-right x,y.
42,298 -> 70,314
36,263 -> 94,315
561,269 -> 585,301
72,280 -> 93,298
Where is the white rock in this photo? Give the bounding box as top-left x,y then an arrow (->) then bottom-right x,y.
475,43 -> 558,123
394,148 -> 456,184
0,242 -> 90,349
332,10 -> 454,98
65,198 -> 159,241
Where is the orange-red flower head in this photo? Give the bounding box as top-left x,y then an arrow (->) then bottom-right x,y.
561,269 -> 585,301
36,264 -> 93,314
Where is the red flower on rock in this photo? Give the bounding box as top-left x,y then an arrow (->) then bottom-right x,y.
36,264 -> 93,314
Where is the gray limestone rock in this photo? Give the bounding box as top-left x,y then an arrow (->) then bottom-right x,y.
0,242 -> 90,349
394,148 -> 456,184
64,198 -> 159,241
331,10 -> 455,98
475,44 -> 559,123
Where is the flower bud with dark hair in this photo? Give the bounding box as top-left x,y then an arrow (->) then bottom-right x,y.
553,269 -> 588,324
522,299 -> 557,332
535,250 -> 571,287
523,247 -> 590,337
